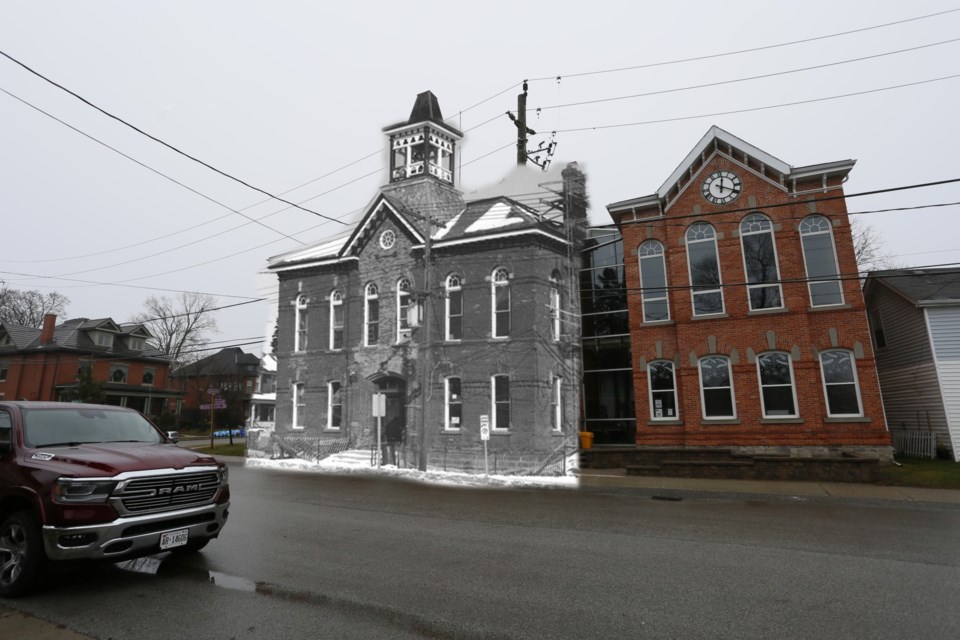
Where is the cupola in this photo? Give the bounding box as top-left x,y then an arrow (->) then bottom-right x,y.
383,91 -> 463,186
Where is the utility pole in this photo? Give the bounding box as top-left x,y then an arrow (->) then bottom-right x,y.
418,207 -> 433,472
506,81 -> 536,166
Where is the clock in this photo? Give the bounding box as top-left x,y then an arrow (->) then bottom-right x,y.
701,171 -> 742,205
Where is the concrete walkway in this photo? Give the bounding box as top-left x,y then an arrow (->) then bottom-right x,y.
579,467 -> 960,504
0,607 -> 94,639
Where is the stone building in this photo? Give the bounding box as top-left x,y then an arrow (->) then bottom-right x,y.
603,126 -> 892,462
263,92 -> 586,474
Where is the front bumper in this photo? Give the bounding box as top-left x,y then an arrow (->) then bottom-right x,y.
42,501 -> 230,561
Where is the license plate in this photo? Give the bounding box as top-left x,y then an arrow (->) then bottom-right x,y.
159,529 -> 189,550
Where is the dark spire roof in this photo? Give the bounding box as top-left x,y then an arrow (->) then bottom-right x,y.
408,91 -> 443,125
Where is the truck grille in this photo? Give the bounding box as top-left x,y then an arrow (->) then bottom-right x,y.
116,471 -> 220,514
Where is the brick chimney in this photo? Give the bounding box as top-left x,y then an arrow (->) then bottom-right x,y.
40,314 -> 57,345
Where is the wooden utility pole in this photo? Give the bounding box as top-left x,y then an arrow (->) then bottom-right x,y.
507,81 -> 536,166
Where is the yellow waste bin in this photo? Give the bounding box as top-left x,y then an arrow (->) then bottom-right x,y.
579,431 -> 594,450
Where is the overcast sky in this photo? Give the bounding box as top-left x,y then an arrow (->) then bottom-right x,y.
2,1 -> 958,356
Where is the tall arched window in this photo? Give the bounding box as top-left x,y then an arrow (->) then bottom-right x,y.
396,278 -> 411,344
329,289 -> 344,351
819,350 -> 862,417
799,215 -> 843,307
294,294 -> 308,352
550,270 -> 562,341
648,360 -> 678,420
445,274 -> 462,341
685,223 -> 724,316
492,268 -> 511,338
364,283 -> 379,346
740,214 -> 783,310
699,356 -> 735,418
756,352 -> 797,417
326,381 -> 342,430
638,240 -> 669,322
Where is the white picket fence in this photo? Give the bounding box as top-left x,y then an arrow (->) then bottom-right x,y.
891,430 -> 937,459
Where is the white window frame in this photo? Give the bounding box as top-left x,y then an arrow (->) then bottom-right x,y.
739,214 -> 784,311
819,349 -> 864,417
491,374 -> 510,431
364,283 -> 379,347
549,271 -> 562,342
638,240 -> 670,322
446,274 -> 463,341
756,352 -> 799,418
551,376 -> 562,432
326,381 -> 342,430
329,289 -> 344,351
799,215 -> 845,307
294,294 -> 308,352
444,376 -> 462,431
491,268 -> 511,339
685,223 -> 725,316
396,278 -> 411,344
647,360 -> 679,421
292,382 -> 306,430
698,356 -> 736,419
95,331 -> 114,348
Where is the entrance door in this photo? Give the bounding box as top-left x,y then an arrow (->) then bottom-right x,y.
375,377 -> 407,445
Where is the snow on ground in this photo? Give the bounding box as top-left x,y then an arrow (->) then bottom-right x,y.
245,449 -> 578,490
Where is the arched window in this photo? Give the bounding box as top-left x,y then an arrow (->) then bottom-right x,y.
292,382 -> 305,429
326,381 -> 342,430
740,214 -> 783,310
445,274 -> 462,341
799,215 -> 843,307
819,350 -> 862,417
756,352 -> 797,417
445,376 -> 462,431
648,360 -> 678,420
492,268 -> 511,338
699,356 -> 735,418
329,290 -> 344,350
294,294 -> 308,352
364,283 -> 379,346
638,240 -> 669,322
685,223 -> 724,316
491,374 -> 511,430
550,270 -> 562,341
551,376 -> 563,432
396,278 -> 411,343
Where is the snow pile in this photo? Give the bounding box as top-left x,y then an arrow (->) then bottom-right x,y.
245,450 -> 578,490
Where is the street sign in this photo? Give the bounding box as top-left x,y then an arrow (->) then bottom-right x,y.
372,393 -> 386,418
207,388 -> 220,396
479,414 -> 490,441
213,399 -> 227,409
200,404 -> 210,411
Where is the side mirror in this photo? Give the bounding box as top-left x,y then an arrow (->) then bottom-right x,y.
166,431 -> 180,444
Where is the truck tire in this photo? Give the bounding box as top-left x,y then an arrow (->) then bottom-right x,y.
0,510 -> 45,598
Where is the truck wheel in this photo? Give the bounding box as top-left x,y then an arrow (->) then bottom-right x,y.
0,510 -> 45,598
169,539 -> 209,554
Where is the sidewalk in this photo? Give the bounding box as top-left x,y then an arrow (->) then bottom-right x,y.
0,607 -> 94,639
578,468 -> 960,504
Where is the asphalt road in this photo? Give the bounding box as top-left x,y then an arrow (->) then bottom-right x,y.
7,461 -> 960,639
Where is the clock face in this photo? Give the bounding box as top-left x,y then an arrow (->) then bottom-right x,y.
701,171 -> 742,205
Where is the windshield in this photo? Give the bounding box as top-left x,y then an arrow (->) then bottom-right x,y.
23,407 -> 164,448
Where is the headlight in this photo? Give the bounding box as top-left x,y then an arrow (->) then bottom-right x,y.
217,465 -> 229,485
53,478 -> 117,504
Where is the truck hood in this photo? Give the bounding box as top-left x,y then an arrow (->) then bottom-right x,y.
24,443 -> 221,477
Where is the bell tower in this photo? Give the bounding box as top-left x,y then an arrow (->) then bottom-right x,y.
383,91 -> 463,186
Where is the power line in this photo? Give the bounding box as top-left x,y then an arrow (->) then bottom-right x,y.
527,7 -> 960,81
0,86 -> 307,246
553,73 -> 960,135
0,49 -> 349,226
533,38 -> 960,113
0,269 -> 262,300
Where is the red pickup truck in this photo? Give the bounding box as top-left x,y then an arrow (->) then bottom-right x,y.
0,401 -> 230,597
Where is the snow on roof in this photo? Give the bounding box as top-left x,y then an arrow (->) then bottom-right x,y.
463,201 -> 527,234
267,232 -> 351,268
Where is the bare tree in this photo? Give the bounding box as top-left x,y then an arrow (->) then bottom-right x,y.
850,217 -> 896,273
0,282 -> 70,327
132,293 -> 218,366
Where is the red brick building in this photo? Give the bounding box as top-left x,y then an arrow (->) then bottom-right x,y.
605,126 -> 891,459
0,314 -> 179,418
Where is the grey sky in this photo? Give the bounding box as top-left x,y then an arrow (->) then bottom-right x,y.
2,1 -> 958,355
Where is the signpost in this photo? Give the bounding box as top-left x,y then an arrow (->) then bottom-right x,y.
479,414 -> 490,475
372,393 -> 386,469
207,388 -> 219,448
